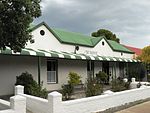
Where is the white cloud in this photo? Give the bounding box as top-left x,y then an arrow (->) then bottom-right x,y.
34,0 -> 150,48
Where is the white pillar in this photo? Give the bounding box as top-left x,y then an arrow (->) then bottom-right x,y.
123,78 -> 128,82
131,78 -> 136,82
130,78 -> 137,89
10,95 -> 26,113
48,91 -> 63,113
15,85 -> 24,95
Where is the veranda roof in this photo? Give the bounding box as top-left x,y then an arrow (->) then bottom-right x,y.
0,47 -> 140,62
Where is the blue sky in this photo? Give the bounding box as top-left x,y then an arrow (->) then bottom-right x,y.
34,0 -> 150,48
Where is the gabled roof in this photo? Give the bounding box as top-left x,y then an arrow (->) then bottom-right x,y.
51,28 -> 103,47
124,45 -> 142,55
29,22 -> 134,54
108,40 -> 134,53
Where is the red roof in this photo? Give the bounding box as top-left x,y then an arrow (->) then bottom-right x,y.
124,45 -> 142,56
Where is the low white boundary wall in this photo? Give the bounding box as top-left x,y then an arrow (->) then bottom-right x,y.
20,94 -> 49,113
15,85 -> 150,113
63,87 -> 150,113
0,94 -> 26,113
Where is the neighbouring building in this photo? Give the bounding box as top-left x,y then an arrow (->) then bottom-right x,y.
0,22 -> 140,96
124,45 -> 142,59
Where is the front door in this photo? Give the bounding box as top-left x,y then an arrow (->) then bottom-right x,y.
102,62 -> 109,83
87,61 -> 94,79
119,62 -> 125,79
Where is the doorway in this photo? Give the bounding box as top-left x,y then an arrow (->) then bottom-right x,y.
102,62 -> 109,83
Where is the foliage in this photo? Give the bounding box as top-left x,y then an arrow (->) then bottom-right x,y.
138,46 -> 150,64
0,0 -> 41,52
111,78 -> 130,92
128,63 -> 146,81
68,72 -> 82,85
61,72 -> 81,100
15,72 -> 48,98
96,71 -> 109,84
85,78 -> 103,97
29,81 -> 48,99
61,84 -> 73,100
15,72 -> 34,94
147,74 -> 150,82
91,29 -> 120,43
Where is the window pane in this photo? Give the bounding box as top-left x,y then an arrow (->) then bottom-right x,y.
47,60 -> 56,71
87,61 -> 90,71
47,61 -> 51,71
47,60 -> 57,83
47,71 -> 56,83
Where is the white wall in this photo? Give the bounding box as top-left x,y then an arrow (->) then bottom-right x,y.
0,53 -> 126,96
0,54 -> 104,95
62,87 -> 150,113
26,25 -> 133,59
16,85 -> 150,113
42,59 -> 87,91
0,95 -> 26,113
20,94 -> 48,113
0,55 -> 39,96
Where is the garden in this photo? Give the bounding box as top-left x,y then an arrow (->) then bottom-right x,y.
15,62 -> 147,101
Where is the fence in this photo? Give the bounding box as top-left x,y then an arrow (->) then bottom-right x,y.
15,85 -> 150,113
0,88 -> 26,113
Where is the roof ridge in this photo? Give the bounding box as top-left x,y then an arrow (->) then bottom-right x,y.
52,28 -> 95,39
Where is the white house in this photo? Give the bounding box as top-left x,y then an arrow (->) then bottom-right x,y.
0,22 -> 140,96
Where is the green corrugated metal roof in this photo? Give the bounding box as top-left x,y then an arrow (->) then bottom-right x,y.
51,28 -> 103,47
107,40 -> 133,53
29,22 -> 134,53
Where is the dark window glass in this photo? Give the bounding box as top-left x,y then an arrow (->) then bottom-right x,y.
102,41 -> 105,46
87,61 -> 94,78
40,30 -> 45,36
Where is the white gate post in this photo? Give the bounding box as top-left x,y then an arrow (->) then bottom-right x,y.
48,91 -> 63,113
10,95 -> 26,113
15,85 -> 24,95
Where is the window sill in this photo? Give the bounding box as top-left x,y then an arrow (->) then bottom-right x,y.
47,82 -> 58,84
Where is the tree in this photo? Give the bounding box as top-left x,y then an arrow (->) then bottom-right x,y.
139,46 -> 150,64
138,46 -> 150,80
0,0 -> 41,52
91,29 -> 120,43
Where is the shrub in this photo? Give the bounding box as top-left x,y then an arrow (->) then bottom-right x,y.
96,71 -> 109,84
61,72 -> 82,100
15,72 -> 34,94
111,78 -> 130,92
85,78 -> 103,97
68,72 -> 82,85
61,84 -> 73,100
29,81 -> 48,99
128,63 -> 146,81
15,72 -> 48,98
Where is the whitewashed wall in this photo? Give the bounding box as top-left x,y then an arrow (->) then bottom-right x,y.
0,94 -> 26,113
0,55 -> 39,96
0,53 -> 122,96
16,85 -> 150,113
26,25 -> 133,59
42,59 -> 87,91
20,94 -> 48,113
0,54 -> 108,95
62,87 -> 150,113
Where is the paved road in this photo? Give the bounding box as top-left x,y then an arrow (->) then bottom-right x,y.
116,101 -> 150,113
